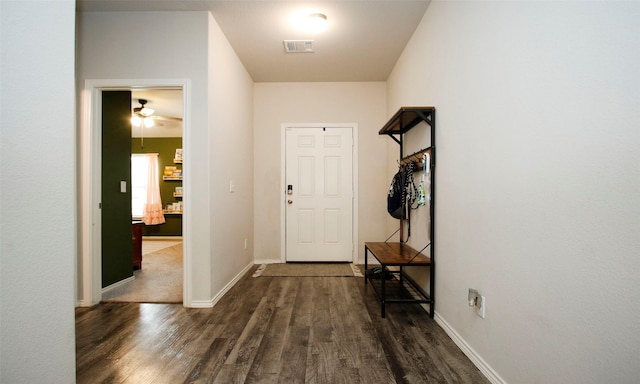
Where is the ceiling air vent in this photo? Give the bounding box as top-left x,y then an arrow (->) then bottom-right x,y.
283,40 -> 315,53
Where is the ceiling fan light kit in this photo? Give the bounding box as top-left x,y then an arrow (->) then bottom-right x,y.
131,95 -> 183,135
132,99 -> 155,127
131,116 -> 155,128
139,107 -> 154,116
133,99 -> 154,116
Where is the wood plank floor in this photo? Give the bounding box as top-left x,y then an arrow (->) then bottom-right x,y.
76,266 -> 489,384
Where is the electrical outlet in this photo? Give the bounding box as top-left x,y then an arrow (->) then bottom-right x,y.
476,295 -> 486,319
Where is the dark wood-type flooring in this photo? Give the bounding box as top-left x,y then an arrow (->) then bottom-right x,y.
76,266 -> 489,384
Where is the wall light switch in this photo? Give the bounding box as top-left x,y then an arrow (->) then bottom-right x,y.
477,295 -> 486,319
120,181 -> 127,193
468,288 -> 479,307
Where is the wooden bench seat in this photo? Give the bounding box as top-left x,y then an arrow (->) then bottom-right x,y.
364,242 -> 433,318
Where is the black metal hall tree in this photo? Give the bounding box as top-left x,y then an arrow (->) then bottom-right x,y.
379,106 -> 436,251
364,106 -> 436,318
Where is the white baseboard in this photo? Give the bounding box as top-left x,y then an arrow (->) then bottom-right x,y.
101,276 -> 135,294
187,262 -> 254,308
434,312 -> 506,384
76,299 -> 93,307
254,258 -> 283,264
189,299 -> 215,308
142,236 -> 183,241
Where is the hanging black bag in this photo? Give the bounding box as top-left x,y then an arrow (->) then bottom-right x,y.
387,169 -> 404,219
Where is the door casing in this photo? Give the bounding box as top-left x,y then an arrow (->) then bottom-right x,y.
79,79 -> 192,306
280,123 -> 359,263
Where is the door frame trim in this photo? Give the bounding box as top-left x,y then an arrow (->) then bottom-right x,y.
280,123 -> 359,263
79,78 -> 192,306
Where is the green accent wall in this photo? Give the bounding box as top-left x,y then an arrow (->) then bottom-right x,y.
102,91 -> 133,288
132,137 -> 183,236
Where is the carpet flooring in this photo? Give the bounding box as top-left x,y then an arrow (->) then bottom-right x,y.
253,263 -> 359,277
102,242 -> 183,303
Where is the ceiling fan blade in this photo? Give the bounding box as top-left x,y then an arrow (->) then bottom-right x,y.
152,115 -> 182,122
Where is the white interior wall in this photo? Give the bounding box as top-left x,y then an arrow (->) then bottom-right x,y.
387,2 -> 640,383
77,11 -> 212,303
253,82 -> 388,263
207,13 -> 255,298
77,11 -> 254,305
0,1 -> 77,382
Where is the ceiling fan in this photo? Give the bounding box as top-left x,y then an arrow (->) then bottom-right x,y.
132,99 -> 182,128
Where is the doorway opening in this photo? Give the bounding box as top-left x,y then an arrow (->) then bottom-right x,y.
101,89 -> 184,303
79,79 -> 192,307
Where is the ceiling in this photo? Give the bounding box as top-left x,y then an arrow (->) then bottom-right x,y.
77,0 -> 431,82
78,1 -> 431,137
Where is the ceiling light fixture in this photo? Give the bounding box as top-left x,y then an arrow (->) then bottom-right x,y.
132,99 -> 155,128
305,12 -> 328,33
131,115 -> 155,128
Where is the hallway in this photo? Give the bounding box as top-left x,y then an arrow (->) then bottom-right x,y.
76,267 -> 488,383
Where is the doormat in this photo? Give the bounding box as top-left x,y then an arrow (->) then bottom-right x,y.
253,263 -> 361,277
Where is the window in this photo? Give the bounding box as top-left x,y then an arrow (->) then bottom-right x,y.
132,153 -> 165,225
131,154 -> 150,218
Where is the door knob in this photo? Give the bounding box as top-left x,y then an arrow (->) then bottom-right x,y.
288,200 -> 293,204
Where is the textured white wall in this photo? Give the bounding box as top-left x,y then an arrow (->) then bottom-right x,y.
388,2 -> 640,383
77,11 -> 212,302
207,13 -> 255,297
77,11 -> 254,305
253,82 -> 388,263
0,1 -> 76,382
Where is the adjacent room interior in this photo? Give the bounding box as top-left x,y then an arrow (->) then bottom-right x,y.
101,89 -> 184,303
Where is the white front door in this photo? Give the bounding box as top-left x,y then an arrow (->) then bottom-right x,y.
285,127 -> 353,262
